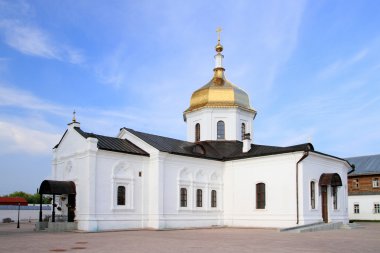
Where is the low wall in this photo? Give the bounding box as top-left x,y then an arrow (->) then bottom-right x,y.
0,205 -> 52,222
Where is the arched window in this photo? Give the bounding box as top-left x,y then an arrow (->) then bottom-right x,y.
211,190 -> 217,208
332,186 -> 338,210
217,121 -> 225,140
180,188 -> 187,207
117,186 -> 126,206
195,123 -> 200,142
196,189 -> 202,207
256,183 -> 265,209
310,181 -> 315,209
241,123 -> 246,140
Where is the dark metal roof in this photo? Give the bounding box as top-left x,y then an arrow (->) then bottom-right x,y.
346,154 -> 380,176
39,180 -> 76,195
319,173 -> 342,186
54,127 -> 149,157
54,126 -> 350,163
123,128 -> 314,161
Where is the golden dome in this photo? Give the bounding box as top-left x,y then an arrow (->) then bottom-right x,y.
184,68 -> 255,114
184,28 -> 255,116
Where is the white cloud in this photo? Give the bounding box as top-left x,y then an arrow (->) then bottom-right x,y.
318,49 -> 368,79
0,84 -> 66,115
0,121 -> 60,154
0,20 -> 84,64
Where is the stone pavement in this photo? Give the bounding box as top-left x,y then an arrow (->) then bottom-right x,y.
0,222 -> 379,253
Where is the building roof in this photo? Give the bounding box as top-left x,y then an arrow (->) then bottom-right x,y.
123,128 -> 314,161
54,127 -> 149,157
75,127 -> 150,156
346,154 -> 380,176
0,197 -> 28,206
183,72 -> 255,114
54,126 -> 351,164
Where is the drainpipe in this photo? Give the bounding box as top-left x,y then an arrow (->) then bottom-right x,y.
348,164 -> 355,174
296,151 -> 309,225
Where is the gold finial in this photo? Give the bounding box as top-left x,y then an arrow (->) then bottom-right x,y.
215,27 -> 223,53
72,110 -> 76,123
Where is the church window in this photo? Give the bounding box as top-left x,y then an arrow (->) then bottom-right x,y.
180,188 -> 187,207
195,123 -> 200,142
211,190 -> 217,208
217,121 -> 225,140
241,123 -> 246,140
117,186 -> 126,206
374,203 -> 380,214
256,183 -> 266,209
354,204 -> 360,214
352,179 -> 359,189
310,181 -> 316,209
332,186 -> 338,210
373,178 -> 379,188
196,189 -> 203,207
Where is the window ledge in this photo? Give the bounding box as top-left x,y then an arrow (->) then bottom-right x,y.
111,207 -> 134,212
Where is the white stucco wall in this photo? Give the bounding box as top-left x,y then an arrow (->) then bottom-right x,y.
52,126 -> 350,231
159,154 -> 224,228
185,108 -> 255,142
224,153 -> 302,228
348,195 -> 380,220
0,205 -> 51,222
300,153 -> 349,225
93,150 -> 149,231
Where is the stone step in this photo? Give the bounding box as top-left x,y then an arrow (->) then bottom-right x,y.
281,222 -> 345,233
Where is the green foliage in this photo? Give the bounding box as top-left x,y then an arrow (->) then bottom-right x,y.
2,191 -> 50,204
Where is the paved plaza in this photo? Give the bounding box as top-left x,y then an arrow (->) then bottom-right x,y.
0,222 -> 379,253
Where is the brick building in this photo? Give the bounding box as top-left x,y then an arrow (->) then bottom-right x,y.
346,154 -> 380,220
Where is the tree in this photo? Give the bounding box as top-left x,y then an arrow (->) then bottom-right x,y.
2,191 -> 50,204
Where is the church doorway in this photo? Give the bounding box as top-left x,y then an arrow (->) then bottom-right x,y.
321,186 -> 328,223
319,173 -> 342,223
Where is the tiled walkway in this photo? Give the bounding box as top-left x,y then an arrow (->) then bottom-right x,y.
0,222 -> 379,253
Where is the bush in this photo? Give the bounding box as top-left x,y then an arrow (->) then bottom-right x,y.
1,191 -> 50,204
2,218 -> 13,223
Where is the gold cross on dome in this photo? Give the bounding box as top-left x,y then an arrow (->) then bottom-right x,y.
72,110 -> 76,123
216,27 -> 222,42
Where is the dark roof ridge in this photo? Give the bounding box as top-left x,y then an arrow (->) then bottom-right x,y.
63,127 -> 349,163
123,127 -> 314,150
123,127 -> 193,144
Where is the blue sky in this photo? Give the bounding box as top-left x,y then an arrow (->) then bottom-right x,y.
1,0 -> 380,195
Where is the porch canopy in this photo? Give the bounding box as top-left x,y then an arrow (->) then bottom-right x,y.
319,173 -> 342,187
39,180 -> 76,195
38,180 -> 76,222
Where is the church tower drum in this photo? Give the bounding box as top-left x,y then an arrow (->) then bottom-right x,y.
183,29 -> 257,142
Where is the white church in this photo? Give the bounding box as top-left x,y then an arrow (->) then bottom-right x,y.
46,34 -> 352,232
